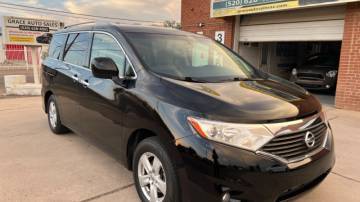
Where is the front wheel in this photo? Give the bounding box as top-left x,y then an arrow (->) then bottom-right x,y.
133,137 -> 181,202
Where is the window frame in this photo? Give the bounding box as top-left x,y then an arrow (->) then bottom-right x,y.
89,32 -> 128,77
62,32 -> 92,68
48,34 -> 67,60
50,30 -> 137,80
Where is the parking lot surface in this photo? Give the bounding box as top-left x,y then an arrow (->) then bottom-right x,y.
0,96 -> 360,202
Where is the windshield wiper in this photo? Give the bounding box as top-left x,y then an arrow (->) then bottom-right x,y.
220,77 -> 263,82
181,76 -> 263,83
184,77 -> 209,83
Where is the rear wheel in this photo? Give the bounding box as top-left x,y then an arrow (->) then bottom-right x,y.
133,137 -> 180,202
47,95 -> 69,134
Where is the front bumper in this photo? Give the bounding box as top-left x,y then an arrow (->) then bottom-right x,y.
291,76 -> 337,90
175,130 -> 335,202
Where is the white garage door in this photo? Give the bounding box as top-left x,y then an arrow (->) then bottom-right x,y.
239,6 -> 346,42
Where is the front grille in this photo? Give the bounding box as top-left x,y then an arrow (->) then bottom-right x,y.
260,123 -> 327,162
297,73 -> 324,80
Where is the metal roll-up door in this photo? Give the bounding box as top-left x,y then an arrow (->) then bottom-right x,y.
239,6 -> 346,42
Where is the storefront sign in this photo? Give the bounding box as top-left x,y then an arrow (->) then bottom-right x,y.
213,0 -> 292,9
211,0 -> 359,17
19,25 -> 50,32
2,16 -> 64,45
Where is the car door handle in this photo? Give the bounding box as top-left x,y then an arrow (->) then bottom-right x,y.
80,79 -> 89,87
44,70 -> 56,77
72,74 -> 79,82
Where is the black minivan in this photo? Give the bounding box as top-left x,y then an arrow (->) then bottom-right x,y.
41,23 -> 334,202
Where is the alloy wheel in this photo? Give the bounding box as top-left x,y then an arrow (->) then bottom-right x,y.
49,101 -> 57,129
137,152 -> 167,202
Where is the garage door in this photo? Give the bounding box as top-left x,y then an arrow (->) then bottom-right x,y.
239,6 -> 345,42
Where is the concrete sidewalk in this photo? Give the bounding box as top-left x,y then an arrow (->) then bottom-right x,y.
0,96 -> 359,202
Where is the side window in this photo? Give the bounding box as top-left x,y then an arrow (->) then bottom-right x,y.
63,33 -> 91,67
90,33 -> 126,76
48,34 -> 66,59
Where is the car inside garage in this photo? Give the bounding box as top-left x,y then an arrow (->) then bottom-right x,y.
237,5 -> 345,105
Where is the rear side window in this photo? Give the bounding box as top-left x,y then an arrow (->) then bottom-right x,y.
48,34 -> 66,59
63,33 -> 91,68
90,33 -> 126,75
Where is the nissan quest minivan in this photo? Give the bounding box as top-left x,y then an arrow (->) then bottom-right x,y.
40,23 -> 335,202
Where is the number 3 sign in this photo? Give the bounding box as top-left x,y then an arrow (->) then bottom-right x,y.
215,31 -> 225,44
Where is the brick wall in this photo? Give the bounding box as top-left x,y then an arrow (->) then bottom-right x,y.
181,0 -> 235,48
335,2 -> 360,111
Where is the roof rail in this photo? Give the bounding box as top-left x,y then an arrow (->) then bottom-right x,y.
64,21 -> 96,29
63,21 -> 165,30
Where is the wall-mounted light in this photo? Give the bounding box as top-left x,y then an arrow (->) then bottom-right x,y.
198,22 -> 205,27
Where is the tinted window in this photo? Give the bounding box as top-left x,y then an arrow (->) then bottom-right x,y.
48,34 -> 66,59
64,33 -> 91,67
90,33 -> 126,75
125,33 -> 258,82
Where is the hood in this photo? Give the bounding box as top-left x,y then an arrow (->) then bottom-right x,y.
160,78 -> 321,123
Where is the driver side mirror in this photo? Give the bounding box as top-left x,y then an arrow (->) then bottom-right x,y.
91,57 -> 119,79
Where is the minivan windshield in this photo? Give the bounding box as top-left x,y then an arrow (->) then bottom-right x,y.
125,32 -> 260,82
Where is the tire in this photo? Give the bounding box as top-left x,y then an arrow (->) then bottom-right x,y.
133,137 -> 181,202
47,95 -> 70,134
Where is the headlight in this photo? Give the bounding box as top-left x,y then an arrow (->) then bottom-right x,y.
326,70 -> 338,78
292,68 -> 297,76
187,117 -> 273,151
